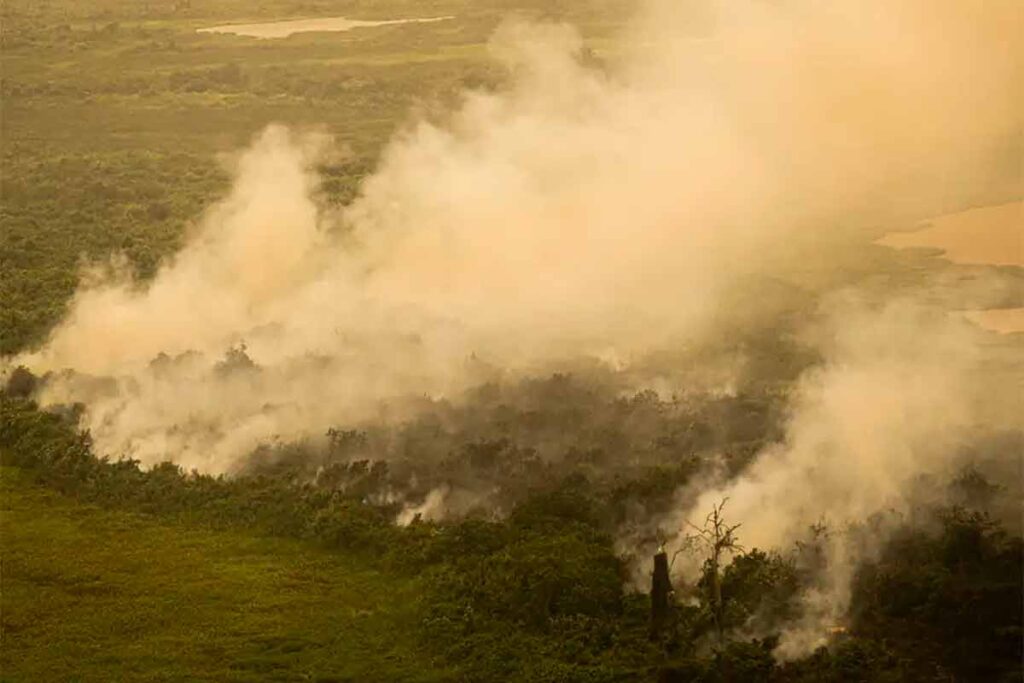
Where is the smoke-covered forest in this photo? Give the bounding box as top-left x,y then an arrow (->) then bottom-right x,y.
2,0 -> 1021,681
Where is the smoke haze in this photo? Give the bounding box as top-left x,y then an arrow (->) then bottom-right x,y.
7,0 -> 1022,656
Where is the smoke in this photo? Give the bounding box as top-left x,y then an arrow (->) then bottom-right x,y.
6,0 -> 1021,654
658,298 -> 1013,656
685,301 -> 979,551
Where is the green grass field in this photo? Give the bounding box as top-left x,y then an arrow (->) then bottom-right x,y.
0,466 -> 452,682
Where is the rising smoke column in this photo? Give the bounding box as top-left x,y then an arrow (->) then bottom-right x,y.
11,0 -> 1022,558
658,298 -> 1010,656
7,0 -> 1021,656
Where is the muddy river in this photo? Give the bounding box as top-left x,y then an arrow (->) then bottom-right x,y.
878,201 -> 1022,333
197,16 -> 452,39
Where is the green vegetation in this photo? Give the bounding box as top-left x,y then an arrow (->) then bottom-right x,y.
3,396 -> 1021,681
1,0 -> 626,354
0,466 -> 451,682
2,1 -> 1021,680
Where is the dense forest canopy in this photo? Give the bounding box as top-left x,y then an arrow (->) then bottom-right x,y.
1,0 -> 1021,680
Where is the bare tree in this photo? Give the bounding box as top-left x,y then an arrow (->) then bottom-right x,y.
683,498 -> 744,645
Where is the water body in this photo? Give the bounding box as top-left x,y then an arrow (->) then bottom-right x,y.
878,201 -> 1022,268
964,308 -> 1024,335
878,201 -> 1023,333
197,16 -> 452,39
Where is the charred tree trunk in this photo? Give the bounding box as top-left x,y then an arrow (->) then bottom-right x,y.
650,550 -> 673,639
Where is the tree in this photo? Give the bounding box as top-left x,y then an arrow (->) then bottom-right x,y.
4,366 -> 38,398
650,546 -> 674,639
684,498 -> 744,645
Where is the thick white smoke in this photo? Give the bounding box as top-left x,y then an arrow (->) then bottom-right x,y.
7,0 -> 1021,654
659,298 -> 1012,656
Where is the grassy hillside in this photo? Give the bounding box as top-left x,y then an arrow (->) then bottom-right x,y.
0,466 -> 453,682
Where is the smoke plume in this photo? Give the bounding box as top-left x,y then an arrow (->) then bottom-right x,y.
661,298 -> 1016,656
6,0 -> 1021,655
